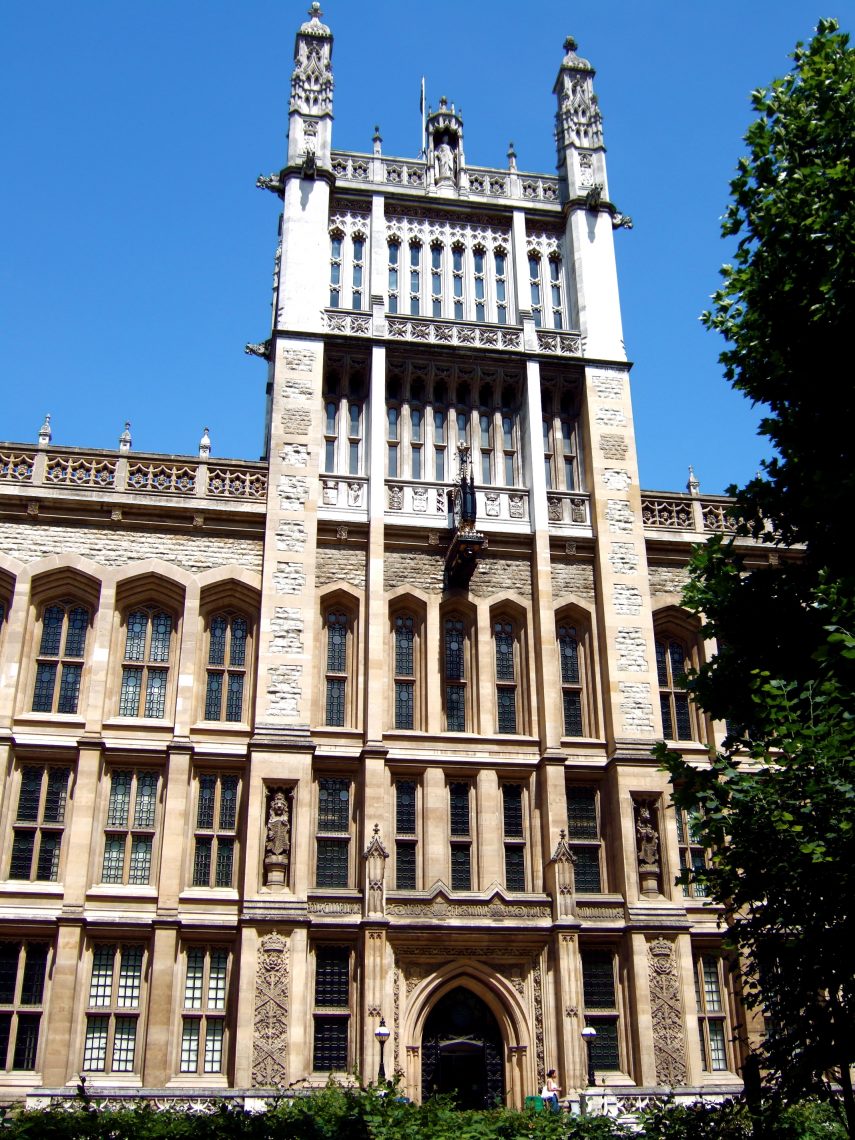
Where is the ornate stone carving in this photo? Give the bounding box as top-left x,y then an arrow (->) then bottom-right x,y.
307,899 -> 362,915
363,824 -> 389,916
576,904 -> 625,921
290,4 -> 333,117
532,955 -> 546,1089
413,487 -> 428,512
485,492 -> 500,517
347,481 -> 362,507
549,830 -> 576,918
495,964 -> 526,995
322,479 -> 338,506
647,938 -> 688,1086
252,932 -> 290,1087
388,485 -> 403,510
263,789 -> 292,887
548,496 -> 563,522
336,526 -> 348,541
635,800 -> 661,896
386,897 -> 548,920
570,498 -> 588,524
509,494 -> 525,519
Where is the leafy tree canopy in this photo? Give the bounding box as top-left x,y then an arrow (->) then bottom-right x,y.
659,18 -> 855,1135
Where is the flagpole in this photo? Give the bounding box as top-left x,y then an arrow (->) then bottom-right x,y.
420,76 -> 426,158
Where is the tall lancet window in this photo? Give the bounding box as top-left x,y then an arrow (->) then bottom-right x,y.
387,241 -> 400,314
473,247 -> 486,322
394,614 -> 415,730
528,254 -> 543,327
409,243 -> 422,315
452,245 -> 465,318
329,231 -> 343,308
549,257 -> 564,329
351,234 -> 365,310
494,249 -> 508,324
431,245 -> 443,317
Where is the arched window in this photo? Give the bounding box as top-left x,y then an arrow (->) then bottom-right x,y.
351,232 -> 365,310
548,255 -> 564,329
528,253 -> 543,327
321,351 -> 365,477
32,601 -> 90,715
430,243 -> 444,317
324,610 -> 350,727
472,245 -> 486,322
443,615 -> 469,733
409,242 -> 422,315
329,229 -> 343,308
655,629 -> 701,741
118,608 -> 174,718
393,613 -> 415,730
558,623 -> 585,737
494,248 -> 508,324
494,618 -> 518,734
387,240 -> 400,313
204,614 -> 249,723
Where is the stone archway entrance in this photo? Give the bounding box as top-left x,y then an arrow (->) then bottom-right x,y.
421,986 -> 505,1109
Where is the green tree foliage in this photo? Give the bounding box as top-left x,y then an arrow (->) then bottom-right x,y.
658,17 -> 855,1136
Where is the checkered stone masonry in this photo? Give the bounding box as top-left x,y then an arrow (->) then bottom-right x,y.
613,584 -> 642,615
606,500 -> 634,534
270,608 -> 305,654
616,627 -> 648,672
619,682 -> 655,733
608,543 -> 638,575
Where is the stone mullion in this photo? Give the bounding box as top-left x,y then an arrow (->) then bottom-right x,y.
142,922 -> 179,1086
475,769 -> 499,889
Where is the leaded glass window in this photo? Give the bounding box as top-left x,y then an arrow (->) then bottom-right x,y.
695,955 -> 729,1071
0,943 -> 47,1072
409,242 -> 422,315
449,783 -> 470,837
559,624 -> 584,737
528,254 -> 543,327
394,614 -> 415,730
567,786 -> 602,892
84,944 -> 144,1074
431,244 -> 443,317
473,246 -> 486,322
395,780 -> 417,890
656,634 -> 697,740
676,807 -> 709,898
204,614 -> 249,723
119,608 -> 173,719
313,1017 -> 348,1071
32,602 -> 90,714
494,620 -> 518,734
582,950 -> 620,1070
444,617 -> 467,732
452,245 -> 464,318
351,234 -> 365,310
180,947 -> 229,1074
388,241 -> 400,314
9,766 -> 70,882
450,844 -> 471,891
101,770 -> 159,886
549,256 -> 564,329
192,774 -> 239,888
329,231 -> 342,308
325,611 -> 350,727
495,249 -> 508,324
503,784 -> 526,891
396,842 -> 416,890
316,779 -> 351,888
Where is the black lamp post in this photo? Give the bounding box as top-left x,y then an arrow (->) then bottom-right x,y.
581,1025 -> 597,1088
375,1016 -> 391,1083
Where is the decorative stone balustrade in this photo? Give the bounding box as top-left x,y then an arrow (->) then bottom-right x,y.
536,329 -> 583,356
330,151 -> 561,205
546,490 -> 591,529
385,315 -> 523,351
382,481 -> 530,530
641,493 -> 736,534
0,447 -> 267,503
318,475 -> 369,519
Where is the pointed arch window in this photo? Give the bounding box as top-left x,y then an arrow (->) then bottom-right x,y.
472,246 -> 486,322
443,616 -> 469,733
32,602 -> 90,715
548,256 -> 564,329
409,242 -> 422,315
494,619 -> 518,734
655,624 -> 703,742
118,608 -> 173,718
558,623 -> 584,737
204,614 -> 249,723
394,613 -> 415,730
431,244 -> 444,317
351,233 -> 365,310
452,245 -> 465,318
387,240 -> 400,314
528,254 -> 543,327
329,230 -> 343,308
324,610 -> 349,727
494,249 -> 508,324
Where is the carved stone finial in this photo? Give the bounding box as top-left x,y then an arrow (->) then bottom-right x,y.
118,422 -> 132,452
38,413 -> 52,447
198,427 -> 211,460
687,465 -> 700,495
308,1 -> 322,16
564,35 -> 578,52
507,141 -> 517,171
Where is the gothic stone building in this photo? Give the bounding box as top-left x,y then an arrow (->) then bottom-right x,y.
0,5 -> 749,1111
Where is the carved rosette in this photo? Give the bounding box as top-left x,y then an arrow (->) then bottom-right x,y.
647,938 -> 687,1086
251,932 -> 290,1087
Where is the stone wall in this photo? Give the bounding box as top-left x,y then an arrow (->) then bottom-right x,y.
0,522 -> 262,574
384,551 -> 445,594
648,564 -> 690,597
551,561 -> 596,601
470,557 -> 532,599
316,546 -> 367,589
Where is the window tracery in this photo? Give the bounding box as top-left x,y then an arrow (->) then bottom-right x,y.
31,601 -> 90,715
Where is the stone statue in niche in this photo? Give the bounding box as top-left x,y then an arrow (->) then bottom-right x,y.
635,801 -> 661,896
264,788 -> 291,886
436,140 -> 455,183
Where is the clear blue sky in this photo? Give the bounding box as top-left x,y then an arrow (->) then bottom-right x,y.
2,2 -> 848,493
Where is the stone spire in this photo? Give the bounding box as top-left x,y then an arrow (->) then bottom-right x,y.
287,3 -> 334,167
554,35 -> 607,201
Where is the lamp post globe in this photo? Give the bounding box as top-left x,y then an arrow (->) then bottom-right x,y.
580,1026 -> 597,1088
375,1016 -> 391,1083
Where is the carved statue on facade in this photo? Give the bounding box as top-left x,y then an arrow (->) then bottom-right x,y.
635,801 -> 661,896
436,140 -> 455,182
264,788 -> 291,886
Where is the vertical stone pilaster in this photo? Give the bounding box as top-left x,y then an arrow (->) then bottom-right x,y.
475,769 -> 499,888
40,921 -> 84,1087
143,923 -> 179,1087
156,743 -> 192,912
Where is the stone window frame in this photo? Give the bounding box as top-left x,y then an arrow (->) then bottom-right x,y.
177,942 -> 232,1078
490,601 -> 529,737
196,581 -> 259,729
110,575 -> 185,726
525,236 -> 567,330
188,771 -> 241,891
21,568 -> 101,722
6,760 -> 73,884
693,950 -> 735,1074
0,939 -> 51,1073
555,603 -> 596,740
653,608 -> 706,745
541,372 -> 584,492
500,780 -> 528,892
440,600 -> 477,735
388,595 -> 427,733
392,774 -> 420,891
385,355 -> 523,489
385,217 -> 515,324
322,350 -> 367,478
313,775 -> 354,890
81,941 -> 149,1075
329,225 -> 368,312
98,765 -> 163,888
566,782 -> 606,894
318,588 -> 360,731
579,943 -> 628,1075
675,804 -> 710,901
311,941 -> 353,1073
447,778 -> 474,891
